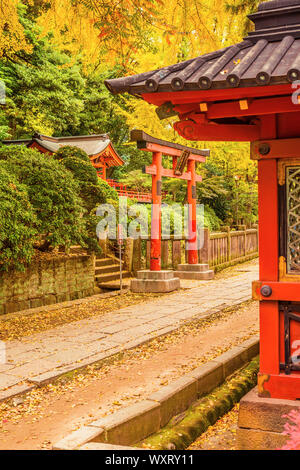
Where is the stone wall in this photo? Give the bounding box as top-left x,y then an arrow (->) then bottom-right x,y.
0,254 -> 95,315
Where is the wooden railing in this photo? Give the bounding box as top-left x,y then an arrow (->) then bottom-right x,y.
199,226 -> 259,270
106,179 -> 168,203
123,225 -> 259,274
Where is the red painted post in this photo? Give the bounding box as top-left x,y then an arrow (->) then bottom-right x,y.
102,165 -> 107,181
187,159 -> 198,265
150,152 -> 162,271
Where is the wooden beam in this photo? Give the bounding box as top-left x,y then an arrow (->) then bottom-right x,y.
253,281 -> 300,302
174,120 -> 261,142
141,84 -> 292,106
251,137 -> 300,160
144,165 -> 202,182
93,162 -> 107,169
138,142 -> 207,162
207,95 -> 300,120
174,95 -> 300,121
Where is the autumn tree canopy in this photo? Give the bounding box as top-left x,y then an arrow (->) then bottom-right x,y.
0,0 -> 266,227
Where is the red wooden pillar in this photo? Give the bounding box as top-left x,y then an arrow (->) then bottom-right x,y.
187,159 -> 198,265
257,116 -> 281,392
102,165 -> 107,181
257,159 -> 280,376
150,152 -> 162,271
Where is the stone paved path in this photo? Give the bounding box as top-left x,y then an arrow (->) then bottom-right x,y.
0,262 -> 258,401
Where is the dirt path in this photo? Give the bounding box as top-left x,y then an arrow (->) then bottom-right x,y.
0,301 -> 258,450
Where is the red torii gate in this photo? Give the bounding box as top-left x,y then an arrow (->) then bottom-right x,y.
106,0 -> 300,449
131,130 -> 210,273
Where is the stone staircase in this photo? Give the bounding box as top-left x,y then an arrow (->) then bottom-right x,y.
95,255 -> 131,290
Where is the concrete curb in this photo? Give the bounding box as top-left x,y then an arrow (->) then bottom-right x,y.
53,336 -> 259,450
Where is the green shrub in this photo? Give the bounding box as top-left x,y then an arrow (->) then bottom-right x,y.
79,180 -> 116,212
96,178 -> 119,203
59,153 -> 118,211
54,146 -> 91,163
61,156 -> 98,185
204,205 -> 222,231
0,164 -> 37,271
0,144 -> 34,161
57,150 -> 118,252
1,146 -> 86,251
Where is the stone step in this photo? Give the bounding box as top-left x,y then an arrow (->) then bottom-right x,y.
97,281 -> 130,291
96,271 -> 131,284
95,258 -> 116,267
95,264 -> 123,275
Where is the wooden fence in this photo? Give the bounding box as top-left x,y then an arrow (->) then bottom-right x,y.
125,225 -> 259,274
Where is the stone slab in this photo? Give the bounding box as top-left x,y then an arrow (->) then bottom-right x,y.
186,361 -> 224,397
240,336 -> 260,361
90,400 -> 161,446
177,264 -> 209,272
0,373 -> 22,389
148,376 -> 197,428
216,346 -> 249,378
53,426 -> 104,450
237,427 -> 288,451
131,278 -> 180,294
238,387 -> 300,434
176,271 -> 215,281
78,443 -> 142,450
0,383 -> 36,402
5,359 -> 59,379
28,364 -> 86,386
136,270 -> 175,281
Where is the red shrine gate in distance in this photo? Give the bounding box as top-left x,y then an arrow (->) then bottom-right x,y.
130,131 -> 213,294
106,0 -> 300,449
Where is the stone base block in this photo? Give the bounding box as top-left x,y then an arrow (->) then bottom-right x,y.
237,387 -> 300,450
131,270 -> 180,293
175,264 -> 214,280
136,270 -> 174,281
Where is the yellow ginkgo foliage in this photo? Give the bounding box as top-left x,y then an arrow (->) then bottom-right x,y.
0,0 -> 32,58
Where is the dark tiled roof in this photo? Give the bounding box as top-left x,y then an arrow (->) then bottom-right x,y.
105,0 -> 300,95
3,134 -> 112,157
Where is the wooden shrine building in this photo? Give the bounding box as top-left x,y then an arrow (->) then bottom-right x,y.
105,0 -> 300,449
2,134 -> 124,180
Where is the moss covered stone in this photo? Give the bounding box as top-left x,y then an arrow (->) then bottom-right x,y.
138,356 -> 259,450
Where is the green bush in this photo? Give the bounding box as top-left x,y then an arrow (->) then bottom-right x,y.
80,180 -> 117,212
55,148 -> 118,253
204,205 -> 222,231
0,143 -> 121,268
96,178 -> 119,203
1,146 -> 86,251
0,164 -> 37,271
54,146 -> 91,163
0,144 -> 35,161
61,156 -> 98,185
